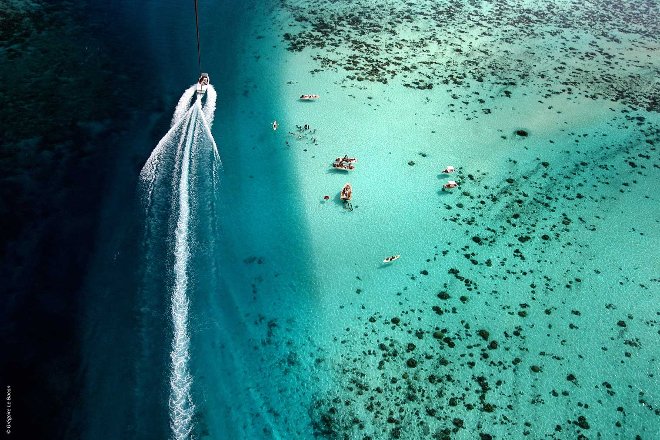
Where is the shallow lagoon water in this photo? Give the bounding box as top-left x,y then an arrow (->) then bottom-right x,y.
233,1 -> 658,439
172,1 -> 659,439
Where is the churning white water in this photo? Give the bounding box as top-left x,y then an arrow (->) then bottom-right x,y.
139,85 -> 220,439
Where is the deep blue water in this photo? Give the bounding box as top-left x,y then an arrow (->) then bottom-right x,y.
0,0 -> 182,438
2,0 -> 283,436
27,0 -> 306,438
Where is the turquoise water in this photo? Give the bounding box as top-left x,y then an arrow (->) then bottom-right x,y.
98,0 -> 658,438
2,0 -> 657,439
185,1 -> 659,439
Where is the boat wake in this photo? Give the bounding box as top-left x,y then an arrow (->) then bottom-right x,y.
139,84 -> 220,440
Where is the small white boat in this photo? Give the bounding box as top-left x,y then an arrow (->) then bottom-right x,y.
443,180 -> 458,189
272,120 -> 278,131
442,165 -> 455,174
340,183 -> 352,201
383,255 -> 400,264
197,73 -> 210,95
300,94 -> 320,101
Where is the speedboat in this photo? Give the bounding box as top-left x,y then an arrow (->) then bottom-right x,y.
340,183 -> 352,201
443,180 -> 458,189
383,255 -> 400,264
197,73 -> 210,95
300,94 -> 320,101
442,165 -> 455,174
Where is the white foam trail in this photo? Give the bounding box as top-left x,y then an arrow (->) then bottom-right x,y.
134,94 -> 196,436
169,106 -> 196,440
138,85 -> 221,440
203,85 -> 217,128
197,97 -> 221,164
140,86 -> 198,205
139,115 -> 186,206
172,86 -> 197,126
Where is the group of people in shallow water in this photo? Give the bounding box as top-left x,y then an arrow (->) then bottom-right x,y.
333,155 -> 357,170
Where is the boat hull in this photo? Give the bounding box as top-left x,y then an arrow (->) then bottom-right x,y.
340,183 -> 352,201
196,84 -> 208,95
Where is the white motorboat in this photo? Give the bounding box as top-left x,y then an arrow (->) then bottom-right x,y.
197,73 -> 210,95
340,183 -> 352,201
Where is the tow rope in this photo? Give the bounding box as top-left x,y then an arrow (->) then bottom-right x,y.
193,0 -> 201,72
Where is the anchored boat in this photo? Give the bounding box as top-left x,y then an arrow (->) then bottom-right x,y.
340,183 -> 352,201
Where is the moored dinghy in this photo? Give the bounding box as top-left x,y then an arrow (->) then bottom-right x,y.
383,255 -> 400,264
300,94 -> 320,100
340,183 -> 352,201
